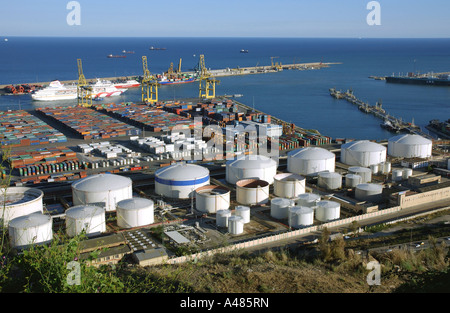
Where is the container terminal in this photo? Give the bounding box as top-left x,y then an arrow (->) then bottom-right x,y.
1,58 -> 450,268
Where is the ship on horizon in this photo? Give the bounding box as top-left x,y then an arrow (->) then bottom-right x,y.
385,72 -> 450,86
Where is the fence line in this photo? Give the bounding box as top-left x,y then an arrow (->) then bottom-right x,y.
165,204 -> 443,265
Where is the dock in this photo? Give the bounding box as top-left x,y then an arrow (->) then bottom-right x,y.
0,61 -> 340,91
329,87 -> 433,139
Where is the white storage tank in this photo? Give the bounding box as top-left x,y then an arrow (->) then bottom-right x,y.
355,184 -> 383,203
72,174 -> 132,212
236,179 -> 269,205
348,166 -> 372,183
380,162 -> 392,174
388,134 -> 432,158
297,193 -> 321,208
9,212 -> 53,249
345,174 -> 362,188
270,198 -> 294,219
341,140 -> 387,167
370,164 -> 379,175
289,206 -> 314,228
116,198 -> 154,229
226,155 -> 278,185
195,185 -> 230,214
0,187 -> 43,227
287,147 -> 335,176
228,215 -> 244,235
273,173 -> 306,199
392,169 -> 404,181
216,209 -> 232,228
155,162 -> 210,199
317,172 -> 342,190
402,168 -> 413,180
316,201 -> 340,222
65,205 -> 106,237
235,206 -> 250,224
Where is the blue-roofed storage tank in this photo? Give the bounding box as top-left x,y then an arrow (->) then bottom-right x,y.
155,162 -> 210,199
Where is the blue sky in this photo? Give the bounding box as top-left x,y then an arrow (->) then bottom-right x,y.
0,0 -> 449,38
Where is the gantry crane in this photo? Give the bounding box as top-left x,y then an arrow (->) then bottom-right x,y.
77,59 -> 92,107
270,56 -> 282,71
197,54 -> 219,99
167,62 -> 174,76
141,56 -> 158,104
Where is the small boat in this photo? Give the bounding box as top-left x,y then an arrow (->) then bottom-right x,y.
149,46 -> 167,50
107,54 -> 126,58
240,49 -> 249,53
122,50 -> 135,54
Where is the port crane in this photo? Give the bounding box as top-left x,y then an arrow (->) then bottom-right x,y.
197,54 -> 219,99
270,56 -> 282,71
141,56 -> 158,104
77,59 -> 92,107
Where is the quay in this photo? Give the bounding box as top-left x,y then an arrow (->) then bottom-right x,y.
0,61 -> 340,91
329,87 -> 433,139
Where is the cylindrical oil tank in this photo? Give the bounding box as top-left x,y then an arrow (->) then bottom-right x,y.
290,206 -> 314,228
287,147 -> 335,176
155,162 -> 210,199
348,166 -> 372,183
341,140 -> 387,167
236,179 -> 269,205
0,187 -> 43,227
355,184 -> 383,203
370,164 -> 379,175
228,215 -> 244,235
388,134 -> 432,158
273,173 -> 306,199
270,198 -> 295,219
9,212 -> 53,249
72,174 -> 132,212
345,174 -> 362,188
65,205 -> 106,237
195,185 -> 230,214
296,193 -> 321,208
317,172 -> 342,190
402,168 -> 413,180
392,169 -> 404,181
116,198 -> 154,229
216,209 -> 232,228
316,201 -> 340,222
235,206 -> 250,224
379,162 -> 392,175
226,155 -> 278,185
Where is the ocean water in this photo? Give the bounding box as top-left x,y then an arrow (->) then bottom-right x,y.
1,37 -> 450,141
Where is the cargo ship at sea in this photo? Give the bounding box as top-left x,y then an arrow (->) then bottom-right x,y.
385,72 -> 450,86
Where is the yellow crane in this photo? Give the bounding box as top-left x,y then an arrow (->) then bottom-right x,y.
77,58 -> 92,107
270,56 -> 282,71
141,56 -> 158,104
198,54 -> 219,99
177,58 -> 182,73
167,62 -> 174,76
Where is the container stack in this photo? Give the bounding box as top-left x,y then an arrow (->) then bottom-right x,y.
0,110 -> 67,147
92,102 -> 196,132
36,106 -> 141,140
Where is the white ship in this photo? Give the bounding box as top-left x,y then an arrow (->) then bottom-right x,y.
90,79 -> 127,98
31,80 -> 77,101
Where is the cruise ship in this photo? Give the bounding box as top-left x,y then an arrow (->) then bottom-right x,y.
90,79 -> 127,98
31,79 -> 127,101
31,80 -> 77,101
